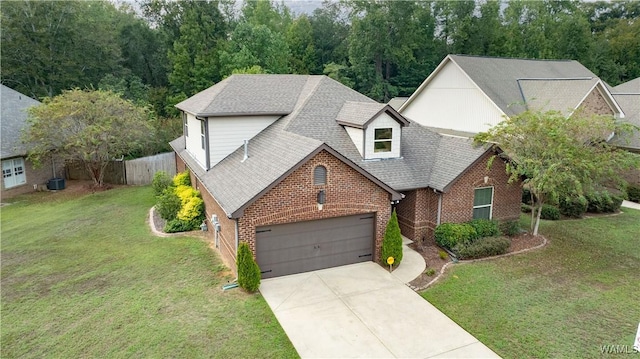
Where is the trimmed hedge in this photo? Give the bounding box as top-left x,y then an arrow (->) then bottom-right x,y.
500,220 -> 521,237
435,223 -> 477,249
469,219 -> 501,238
454,236 -> 510,259
156,188 -> 181,221
237,242 -> 261,293
521,204 -> 532,213
628,184 -> 640,203
541,204 -> 560,220
173,170 -> 191,187
586,191 -> 623,213
559,196 -> 588,218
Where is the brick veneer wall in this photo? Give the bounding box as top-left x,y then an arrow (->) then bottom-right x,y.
239,150 -> 392,267
440,152 -> 521,227
1,157 -> 64,199
396,188 -> 438,243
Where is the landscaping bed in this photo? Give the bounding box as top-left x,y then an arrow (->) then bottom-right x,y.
408,232 -> 545,289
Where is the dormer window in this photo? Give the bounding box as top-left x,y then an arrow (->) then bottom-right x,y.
374,128 -> 393,152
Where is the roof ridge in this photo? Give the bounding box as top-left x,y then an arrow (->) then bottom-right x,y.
517,77 -> 595,81
281,75 -> 326,132
451,54 -> 577,63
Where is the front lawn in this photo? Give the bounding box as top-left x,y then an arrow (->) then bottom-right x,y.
1,186 -> 297,358
422,211 -> 640,358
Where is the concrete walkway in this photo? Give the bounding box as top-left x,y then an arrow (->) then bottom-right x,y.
622,200 -> 640,210
390,236 -> 427,283
260,260 -> 500,358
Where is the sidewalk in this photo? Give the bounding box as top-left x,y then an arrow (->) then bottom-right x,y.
622,200 -> 640,210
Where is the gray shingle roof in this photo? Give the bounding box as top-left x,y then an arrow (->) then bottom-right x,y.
609,78 -> 640,150
518,78 -> 599,116
336,101 -> 386,128
172,75 -> 490,217
175,75 -> 310,116
388,97 -> 408,110
449,54 -> 599,116
1,85 -> 41,158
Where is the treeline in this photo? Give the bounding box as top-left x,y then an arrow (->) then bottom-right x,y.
2,0 -> 639,118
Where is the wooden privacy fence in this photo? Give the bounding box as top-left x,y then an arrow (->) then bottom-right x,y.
66,152 -> 176,185
125,152 -> 176,185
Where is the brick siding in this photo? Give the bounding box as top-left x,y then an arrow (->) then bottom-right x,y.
396,188 -> 438,243
177,149 -> 392,276
441,151 -> 521,227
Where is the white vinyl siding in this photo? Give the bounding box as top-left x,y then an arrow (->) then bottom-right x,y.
401,61 -> 505,135
184,113 -> 207,169
2,157 -> 26,188
364,112 -> 401,159
345,126 -> 364,156
208,115 -> 279,167
473,187 -> 494,220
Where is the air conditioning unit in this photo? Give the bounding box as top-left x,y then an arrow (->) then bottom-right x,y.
47,178 -> 65,190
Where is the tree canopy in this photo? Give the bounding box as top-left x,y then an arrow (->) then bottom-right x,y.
23,89 -> 153,187
475,110 -> 640,235
3,0 -> 639,108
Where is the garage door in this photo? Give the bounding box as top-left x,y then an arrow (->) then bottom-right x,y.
256,213 -> 375,279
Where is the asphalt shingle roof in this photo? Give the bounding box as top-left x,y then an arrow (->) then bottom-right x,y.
449,55 -> 599,116
336,101 -> 386,128
518,78 -> 599,116
172,75 -> 490,216
610,78 -> 640,150
1,85 -> 41,158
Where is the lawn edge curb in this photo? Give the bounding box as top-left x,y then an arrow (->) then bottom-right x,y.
412,235 -> 548,292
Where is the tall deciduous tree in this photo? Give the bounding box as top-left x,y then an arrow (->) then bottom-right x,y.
23,90 -> 153,187
475,110 -> 639,235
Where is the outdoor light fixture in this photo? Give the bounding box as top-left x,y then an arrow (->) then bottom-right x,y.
317,190 -> 326,210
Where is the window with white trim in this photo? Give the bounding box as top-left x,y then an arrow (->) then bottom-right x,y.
2,158 -> 27,189
200,120 -> 206,149
374,128 -> 392,153
183,112 -> 188,137
473,187 -> 493,219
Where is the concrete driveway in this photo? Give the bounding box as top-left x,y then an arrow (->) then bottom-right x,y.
260,262 -> 500,358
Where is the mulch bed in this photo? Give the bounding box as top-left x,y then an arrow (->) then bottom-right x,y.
408,232 -> 545,290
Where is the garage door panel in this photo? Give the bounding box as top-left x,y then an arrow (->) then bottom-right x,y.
256,214 -> 375,279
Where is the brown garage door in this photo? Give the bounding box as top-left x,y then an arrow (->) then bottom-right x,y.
256,213 -> 375,279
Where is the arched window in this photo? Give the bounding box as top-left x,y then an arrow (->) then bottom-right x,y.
314,165 -> 327,185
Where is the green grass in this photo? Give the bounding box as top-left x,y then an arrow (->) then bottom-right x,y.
422,211 -> 640,358
1,187 -> 298,358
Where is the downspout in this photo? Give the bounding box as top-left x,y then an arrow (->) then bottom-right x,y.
435,189 -> 443,225
234,219 -> 239,260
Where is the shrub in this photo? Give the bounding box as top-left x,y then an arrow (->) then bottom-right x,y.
499,220 -> 521,237
425,268 -> 436,276
627,184 -> 640,203
237,242 -> 261,293
177,196 -> 205,228
586,191 -> 622,213
156,189 -> 181,221
175,185 -> 200,205
521,204 -> 532,213
173,170 -> 191,187
559,196 -> 588,218
540,204 -> 560,220
468,219 -> 500,238
434,223 -> 478,249
152,171 -> 172,197
438,250 -> 448,260
454,236 -> 510,259
164,218 -> 193,233
381,210 -> 403,267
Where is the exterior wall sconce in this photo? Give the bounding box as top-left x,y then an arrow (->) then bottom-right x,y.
317,190 -> 326,210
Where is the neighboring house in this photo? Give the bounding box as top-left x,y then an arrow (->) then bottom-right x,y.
170,75 -> 520,279
1,85 -> 63,199
608,78 -> 640,153
399,54 -> 625,137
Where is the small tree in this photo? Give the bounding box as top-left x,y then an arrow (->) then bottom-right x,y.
475,109 -> 639,235
23,89 -> 153,187
381,209 -> 403,268
237,242 -> 261,293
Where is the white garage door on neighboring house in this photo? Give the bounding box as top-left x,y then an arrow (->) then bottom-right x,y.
2,158 -> 26,189
255,213 -> 375,279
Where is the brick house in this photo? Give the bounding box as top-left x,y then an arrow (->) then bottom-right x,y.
170,75 -> 521,278
1,85 -> 64,199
